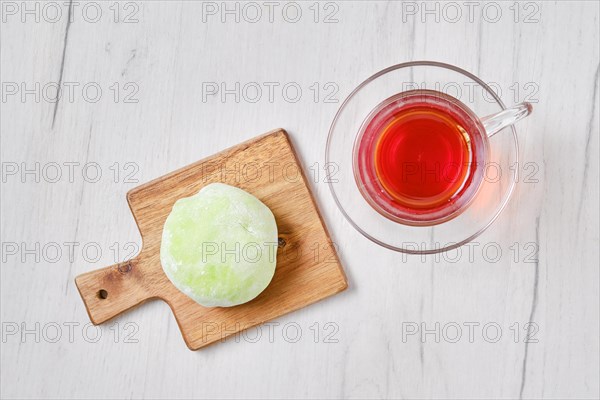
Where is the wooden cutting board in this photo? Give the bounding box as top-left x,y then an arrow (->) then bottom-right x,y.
75,129 -> 347,350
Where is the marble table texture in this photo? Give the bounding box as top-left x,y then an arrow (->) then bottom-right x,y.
1,1 -> 598,399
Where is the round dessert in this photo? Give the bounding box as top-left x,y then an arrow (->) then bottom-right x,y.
160,183 -> 278,307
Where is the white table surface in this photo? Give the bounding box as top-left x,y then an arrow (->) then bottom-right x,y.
1,1 -> 599,399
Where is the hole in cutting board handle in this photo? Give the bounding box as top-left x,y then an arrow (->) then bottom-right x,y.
97,289 -> 108,300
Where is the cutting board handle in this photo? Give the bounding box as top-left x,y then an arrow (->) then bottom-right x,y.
75,258 -> 152,324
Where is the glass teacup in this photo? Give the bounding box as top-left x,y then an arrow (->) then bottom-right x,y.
353,89 -> 531,226
326,61 -> 532,253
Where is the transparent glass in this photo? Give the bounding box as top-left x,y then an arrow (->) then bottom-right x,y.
326,61 -> 532,254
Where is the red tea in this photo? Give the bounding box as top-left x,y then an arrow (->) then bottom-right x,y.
374,106 -> 475,208
354,91 -> 487,225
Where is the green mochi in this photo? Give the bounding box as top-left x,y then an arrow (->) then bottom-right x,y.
160,183 -> 278,307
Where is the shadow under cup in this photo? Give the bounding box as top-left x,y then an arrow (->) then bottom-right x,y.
353,90 -> 489,226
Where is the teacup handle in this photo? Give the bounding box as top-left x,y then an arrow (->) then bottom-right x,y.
481,102 -> 533,137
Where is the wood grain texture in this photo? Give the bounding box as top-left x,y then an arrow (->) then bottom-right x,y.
1,1 -> 598,399
75,129 -> 347,349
